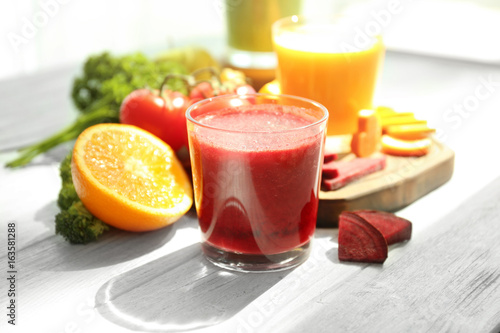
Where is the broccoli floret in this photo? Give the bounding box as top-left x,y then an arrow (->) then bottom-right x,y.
71,52 -> 119,112
57,183 -> 79,211
57,153 -> 79,210
72,52 -> 188,113
56,152 -> 109,243
59,153 -> 73,185
55,201 -> 110,244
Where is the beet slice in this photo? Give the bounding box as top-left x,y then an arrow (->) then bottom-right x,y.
338,211 -> 388,263
322,156 -> 386,190
324,151 -> 338,163
353,210 -> 412,245
322,162 -> 339,180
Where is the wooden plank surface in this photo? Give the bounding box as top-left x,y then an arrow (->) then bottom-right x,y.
0,65 -> 78,152
4,171 -> 500,333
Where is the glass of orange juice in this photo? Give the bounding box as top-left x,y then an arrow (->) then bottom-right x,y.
272,15 -> 385,135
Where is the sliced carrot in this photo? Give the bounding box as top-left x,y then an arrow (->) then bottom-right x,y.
351,109 -> 381,157
380,116 -> 427,128
380,112 -> 416,119
375,107 -> 414,119
381,135 -> 431,157
375,106 -> 397,118
385,123 -> 436,140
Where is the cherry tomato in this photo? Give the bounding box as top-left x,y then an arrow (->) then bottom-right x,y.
189,81 -> 214,100
235,84 -> 256,95
119,88 -> 190,151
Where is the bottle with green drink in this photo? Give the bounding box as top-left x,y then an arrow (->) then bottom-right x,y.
225,0 -> 302,70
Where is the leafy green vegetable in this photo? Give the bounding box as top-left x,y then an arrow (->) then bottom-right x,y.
59,152 -> 73,185
71,51 -> 188,114
55,201 -> 110,244
57,154 -> 78,210
6,51 -> 187,168
55,152 -> 109,244
57,183 -> 79,211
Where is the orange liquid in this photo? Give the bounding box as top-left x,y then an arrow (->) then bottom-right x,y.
274,37 -> 385,135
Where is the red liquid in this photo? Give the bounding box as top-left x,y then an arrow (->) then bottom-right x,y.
189,104 -> 324,255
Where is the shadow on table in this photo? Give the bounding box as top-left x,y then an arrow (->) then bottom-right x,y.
26,209 -> 198,271
95,243 -> 289,332
324,228 -> 341,265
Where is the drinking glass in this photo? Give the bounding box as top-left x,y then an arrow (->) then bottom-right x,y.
225,0 -> 302,70
186,93 -> 328,272
273,15 -> 385,135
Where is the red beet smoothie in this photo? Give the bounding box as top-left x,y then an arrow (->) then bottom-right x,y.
189,104 -> 323,255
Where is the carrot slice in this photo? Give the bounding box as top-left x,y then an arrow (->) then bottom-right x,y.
375,106 -> 397,118
379,112 -> 416,119
380,116 -> 427,128
384,123 -> 435,140
381,135 -> 431,157
351,109 -> 381,157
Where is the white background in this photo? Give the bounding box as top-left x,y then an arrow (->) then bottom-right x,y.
1,0 -> 500,81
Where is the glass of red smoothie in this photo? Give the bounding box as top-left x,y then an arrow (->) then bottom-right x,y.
186,93 -> 328,272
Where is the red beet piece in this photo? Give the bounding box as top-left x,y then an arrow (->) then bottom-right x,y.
338,211 -> 388,263
324,151 -> 338,163
353,210 -> 412,245
322,161 -> 339,180
322,156 -> 386,190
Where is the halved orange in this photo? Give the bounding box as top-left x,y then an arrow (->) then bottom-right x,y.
71,123 -> 193,232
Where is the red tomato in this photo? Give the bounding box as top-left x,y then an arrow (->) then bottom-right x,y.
235,84 -> 256,96
189,81 -> 214,100
119,88 -> 190,151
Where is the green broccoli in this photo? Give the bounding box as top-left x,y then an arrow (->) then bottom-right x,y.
57,183 -> 79,211
59,153 -> 73,185
6,51 -> 187,168
57,153 -> 78,210
55,152 -> 109,244
71,51 -> 188,114
55,201 -> 109,244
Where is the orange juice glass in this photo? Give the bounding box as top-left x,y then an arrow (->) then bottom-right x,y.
273,15 -> 385,135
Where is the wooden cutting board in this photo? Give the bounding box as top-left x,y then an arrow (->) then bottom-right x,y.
317,136 -> 455,227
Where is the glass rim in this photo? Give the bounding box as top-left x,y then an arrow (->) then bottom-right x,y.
185,93 -> 329,134
273,14 -> 306,31
272,14 -> 344,31
273,13 -> 377,28
272,14 -> 386,36
272,14 -> 384,55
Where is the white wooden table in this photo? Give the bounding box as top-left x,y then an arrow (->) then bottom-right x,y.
1,50 -> 500,333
